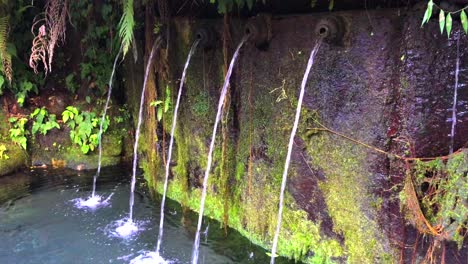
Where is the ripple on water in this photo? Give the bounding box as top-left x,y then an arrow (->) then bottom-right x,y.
129,251 -> 173,264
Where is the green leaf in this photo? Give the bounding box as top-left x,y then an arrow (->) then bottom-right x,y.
461,10 -> 468,34
157,107 -> 163,122
0,75 -> 4,91
118,0 -> 135,56
446,13 -> 452,38
421,0 -> 434,26
85,96 -> 91,104
328,0 -> 334,11
81,144 -> 90,154
439,9 -> 445,33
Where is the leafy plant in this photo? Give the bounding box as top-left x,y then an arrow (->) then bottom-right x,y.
209,0 -> 259,13
421,0 -> 468,37
150,85 -> 171,122
30,107 -> 60,136
62,106 -> 109,154
118,0 -> 134,56
8,117 -> 29,150
14,79 -> 38,107
0,144 -> 9,160
65,73 -> 78,93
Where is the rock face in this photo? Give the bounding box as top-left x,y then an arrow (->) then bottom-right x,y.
30,130 -> 124,171
126,8 -> 467,263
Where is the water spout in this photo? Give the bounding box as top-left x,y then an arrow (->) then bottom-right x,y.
270,39 -> 322,264
129,37 -> 163,221
155,39 -> 200,254
93,46 -> 123,198
194,27 -> 216,49
314,16 -> 346,45
244,14 -> 272,49
191,35 -> 249,264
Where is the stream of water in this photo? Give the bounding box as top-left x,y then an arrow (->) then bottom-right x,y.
191,36 -> 248,264
73,46 -> 123,210
156,39 -> 200,254
270,39 -> 322,264
449,34 -> 460,155
122,37 -> 163,237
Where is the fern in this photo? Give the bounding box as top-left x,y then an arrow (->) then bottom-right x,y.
0,16 -> 12,83
118,0 -> 135,57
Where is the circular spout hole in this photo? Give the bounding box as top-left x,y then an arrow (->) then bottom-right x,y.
245,27 -> 251,35
196,33 -> 203,40
319,27 -> 328,36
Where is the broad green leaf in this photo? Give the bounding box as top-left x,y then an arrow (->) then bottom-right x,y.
446,13 -> 452,38
421,0 -> 434,26
439,10 -> 445,33
461,10 -> 468,34
81,144 -> 90,154
63,112 -> 70,123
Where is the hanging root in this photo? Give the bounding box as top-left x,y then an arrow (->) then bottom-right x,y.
29,0 -> 70,74
29,22 -> 48,74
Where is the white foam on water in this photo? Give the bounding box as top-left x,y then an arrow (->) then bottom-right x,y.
129,251 -> 172,264
72,193 -> 113,210
107,217 -> 146,239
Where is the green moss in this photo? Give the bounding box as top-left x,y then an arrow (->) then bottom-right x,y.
401,150 -> 467,248
305,133 -> 390,263
0,141 -> 28,176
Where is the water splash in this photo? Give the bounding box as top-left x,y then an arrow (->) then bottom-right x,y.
191,36 -> 248,264
129,37 -> 163,222
156,39 -> 200,254
72,193 -> 114,210
93,46 -> 123,197
449,34 -> 460,155
107,217 -> 146,239
270,39 -> 322,264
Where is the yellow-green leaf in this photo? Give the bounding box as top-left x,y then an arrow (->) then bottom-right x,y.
421,0 -> 434,26
446,13 -> 452,38
461,10 -> 468,34
439,9 -> 445,33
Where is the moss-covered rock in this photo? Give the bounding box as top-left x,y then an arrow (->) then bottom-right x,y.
0,141 -> 28,176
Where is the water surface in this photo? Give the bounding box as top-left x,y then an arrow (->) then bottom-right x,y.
0,166 -> 296,264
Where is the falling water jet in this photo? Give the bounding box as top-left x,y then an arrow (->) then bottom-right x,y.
191,35 -> 249,264
113,37 -> 163,239
155,39 -> 200,254
72,46 -> 123,210
269,39 -> 322,264
449,34 -> 460,155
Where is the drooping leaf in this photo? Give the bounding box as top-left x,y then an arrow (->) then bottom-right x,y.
157,107 -> 163,122
328,0 -> 334,11
118,0 -> 135,56
461,10 -> 468,34
421,0 -> 434,26
446,13 -> 452,38
439,9 -> 445,34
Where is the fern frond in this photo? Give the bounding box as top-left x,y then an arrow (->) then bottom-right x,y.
118,0 -> 135,57
0,16 -> 12,83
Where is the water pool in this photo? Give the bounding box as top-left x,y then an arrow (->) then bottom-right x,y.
0,166 -> 296,264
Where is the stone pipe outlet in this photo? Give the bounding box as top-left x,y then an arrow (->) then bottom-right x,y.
314,16 -> 346,45
194,27 -> 217,49
244,14 -> 272,49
